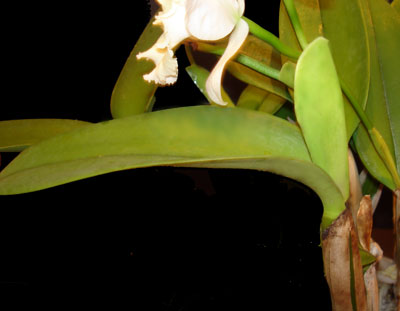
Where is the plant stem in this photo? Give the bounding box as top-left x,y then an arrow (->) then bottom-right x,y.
282,0 -> 308,50
195,42 -> 282,83
242,17 -> 301,60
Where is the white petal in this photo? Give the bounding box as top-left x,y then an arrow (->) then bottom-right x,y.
137,40 -> 178,85
206,18 -> 249,106
136,0 -> 189,85
155,0 -> 190,48
185,0 -> 244,41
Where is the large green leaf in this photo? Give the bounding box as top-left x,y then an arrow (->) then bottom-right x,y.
295,37 -> 349,200
353,0 -> 400,191
110,16 -> 162,118
0,119 -> 90,152
279,0 -> 370,140
0,106 -> 344,230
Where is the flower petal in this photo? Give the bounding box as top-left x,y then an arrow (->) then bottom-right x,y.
206,18 -> 249,105
137,40 -> 178,85
155,0 -> 190,48
186,0 -> 244,41
137,0 -> 189,85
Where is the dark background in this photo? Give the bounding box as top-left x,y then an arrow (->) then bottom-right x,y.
0,1 -> 335,309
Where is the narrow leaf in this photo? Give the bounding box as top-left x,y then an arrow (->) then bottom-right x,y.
0,119 -> 90,152
295,37 -> 349,200
354,0 -> 400,190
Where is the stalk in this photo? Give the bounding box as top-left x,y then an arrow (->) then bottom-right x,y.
242,17 -> 301,59
195,42 -> 282,83
282,0 -> 308,50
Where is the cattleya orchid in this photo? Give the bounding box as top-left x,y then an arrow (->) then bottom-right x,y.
137,0 -> 248,106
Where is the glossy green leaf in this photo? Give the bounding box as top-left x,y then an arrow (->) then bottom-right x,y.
279,0 -> 370,140
295,37 -> 349,200
353,0 -> 400,191
110,16 -> 162,118
185,65 -> 234,106
0,119 -> 91,152
0,106 -> 344,230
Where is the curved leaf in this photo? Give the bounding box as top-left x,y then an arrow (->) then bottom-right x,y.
0,106 -> 344,230
110,15 -> 162,118
354,0 -> 400,191
279,0 -> 370,140
0,119 -> 91,152
295,37 -> 349,200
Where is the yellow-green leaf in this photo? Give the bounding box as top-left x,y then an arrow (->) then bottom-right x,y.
0,119 -> 91,152
295,37 -> 349,200
0,106 -> 344,230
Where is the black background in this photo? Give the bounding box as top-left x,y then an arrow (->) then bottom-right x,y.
1,1 -> 332,309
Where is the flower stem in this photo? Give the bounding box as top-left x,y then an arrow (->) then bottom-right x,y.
242,17 -> 301,60
195,42 -> 282,83
282,0 -> 308,50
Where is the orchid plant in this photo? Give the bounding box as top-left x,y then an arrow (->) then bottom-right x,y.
1,0 -> 399,309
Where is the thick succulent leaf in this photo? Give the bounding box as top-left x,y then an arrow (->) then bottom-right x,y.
353,0 -> 400,191
110,16 -> 162,118
0,106 -> 344,230
295,37 -> 349,200
0,119 -> 91,152
279,0 -> 370,140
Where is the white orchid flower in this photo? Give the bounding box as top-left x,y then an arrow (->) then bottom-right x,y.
136,0 -> 248,106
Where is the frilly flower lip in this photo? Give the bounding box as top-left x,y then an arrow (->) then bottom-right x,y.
136,0 -> 248,106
